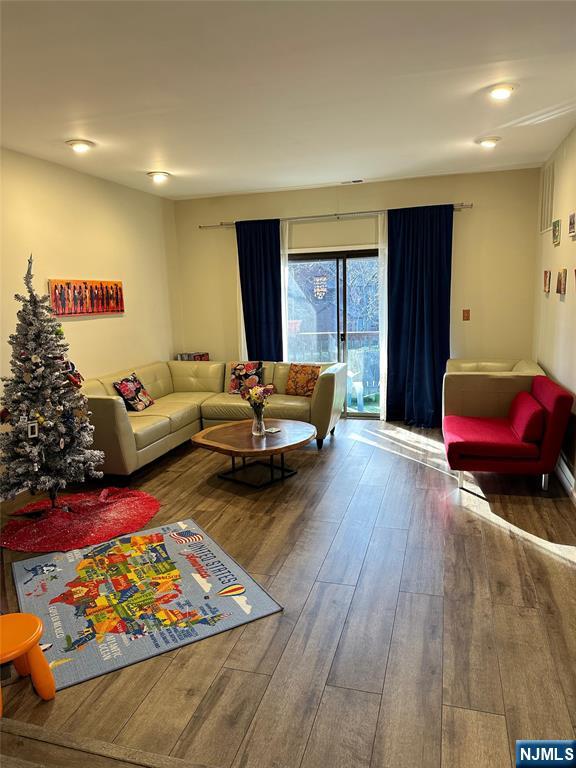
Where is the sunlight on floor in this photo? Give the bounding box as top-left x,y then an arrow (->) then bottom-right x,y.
348,422 -> 576,567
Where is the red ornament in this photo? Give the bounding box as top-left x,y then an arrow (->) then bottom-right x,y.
0,488 -> 160,552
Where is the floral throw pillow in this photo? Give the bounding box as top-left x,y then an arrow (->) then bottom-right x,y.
228,361 -> 263,394
286,364 -> 321,397
113,373 -> 154,411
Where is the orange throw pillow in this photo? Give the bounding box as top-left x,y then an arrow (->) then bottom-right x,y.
286,364 -> 321,397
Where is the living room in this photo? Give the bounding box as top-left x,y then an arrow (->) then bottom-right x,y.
1,2 -> 575,767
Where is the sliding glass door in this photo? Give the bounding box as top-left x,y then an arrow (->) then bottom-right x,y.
286,250 -> 380,417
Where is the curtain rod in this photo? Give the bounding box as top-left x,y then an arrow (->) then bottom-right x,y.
197,202 -> 473,229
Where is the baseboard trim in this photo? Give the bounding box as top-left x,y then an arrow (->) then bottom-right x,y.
556,454 -> 576,507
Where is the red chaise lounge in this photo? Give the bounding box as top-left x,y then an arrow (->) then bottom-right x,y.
443,375 -> 573,490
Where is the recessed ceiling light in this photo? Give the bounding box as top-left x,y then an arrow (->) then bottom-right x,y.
66,139 -> 96,154
476,136 -> 501,149
147,171 -> 171,184
489,84 -> 515,101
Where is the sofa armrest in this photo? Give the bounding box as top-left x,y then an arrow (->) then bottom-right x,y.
442,373 -> 536,419
311,363 -> 347,438
87,396 -> 137,475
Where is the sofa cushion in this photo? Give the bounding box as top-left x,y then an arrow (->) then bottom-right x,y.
200,393 -> 253,421
200,392 -> 311,422
273,362 -> 332,394
168,361 -> 226,393
130,397 -> 199,432
99,362 -> 173,399
266,394 -> 311,421
513,360 -> 542,374
129,414 -> 171,449
161,392 -> 216,407
224,361 -> 275,387
82,378 -> 107,396
477,361 -> 515,372
447,361 -> 480,372
228,361 -> 263,394
286,364 -> 321,397
133,362 -> 174,399
443,415 -> 539,463
509,392 -> 545,443
113,373 -> 155,411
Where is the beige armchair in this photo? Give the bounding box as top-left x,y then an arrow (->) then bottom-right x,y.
443,358 -> 545,419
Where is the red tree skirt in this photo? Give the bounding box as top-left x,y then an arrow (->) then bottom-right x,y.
0,488 -> 160,552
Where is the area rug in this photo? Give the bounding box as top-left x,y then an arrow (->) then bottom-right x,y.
1,488 -> 160,552
12,519 -> 282,689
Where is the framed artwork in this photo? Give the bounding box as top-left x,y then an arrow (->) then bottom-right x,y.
556,269 -> 567,295
543,270 -> 551,293
49,280 -> 124,317
552,219 -> 561,246
569,211 -> 575,237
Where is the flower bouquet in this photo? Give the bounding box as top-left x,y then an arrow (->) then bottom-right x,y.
240,382 -> 275,436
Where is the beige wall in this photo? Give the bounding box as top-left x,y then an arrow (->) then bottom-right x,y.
1,151 -> 543,409
1,149 -> 176,380
173,168 -> 540,363
533,126 -> 576,485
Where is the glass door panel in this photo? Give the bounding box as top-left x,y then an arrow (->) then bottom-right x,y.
286,259 -> 339,363
344,256 -> 380,415
287,251 -> 380,418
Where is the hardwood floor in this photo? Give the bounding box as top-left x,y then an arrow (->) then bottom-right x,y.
1,419 -> 575,768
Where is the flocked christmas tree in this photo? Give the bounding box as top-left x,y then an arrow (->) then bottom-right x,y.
0,257 -> 104,507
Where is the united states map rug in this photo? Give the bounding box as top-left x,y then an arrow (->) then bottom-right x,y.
12,520 -> 282,690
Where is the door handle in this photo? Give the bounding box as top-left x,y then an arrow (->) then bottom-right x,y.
340,333 -> 346,342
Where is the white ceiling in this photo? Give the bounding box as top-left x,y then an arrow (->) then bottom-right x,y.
2,1 -> 576,200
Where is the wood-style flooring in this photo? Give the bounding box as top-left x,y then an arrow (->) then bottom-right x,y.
1,419 -> 575,768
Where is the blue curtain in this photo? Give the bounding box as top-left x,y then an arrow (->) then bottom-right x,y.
235,219 -> 283,360
386,204 -> 453,427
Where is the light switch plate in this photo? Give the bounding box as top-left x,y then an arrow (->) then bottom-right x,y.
462,309 -> 471,321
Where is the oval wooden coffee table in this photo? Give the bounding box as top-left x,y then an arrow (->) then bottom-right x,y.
192,419 -> 317,488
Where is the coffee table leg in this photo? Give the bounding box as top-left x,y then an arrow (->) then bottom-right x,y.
217,454 -> 297,488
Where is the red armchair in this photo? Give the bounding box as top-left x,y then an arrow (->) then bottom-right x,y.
443,375 -> 574,490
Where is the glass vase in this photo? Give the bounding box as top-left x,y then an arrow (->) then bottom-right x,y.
252,406 -> 266,437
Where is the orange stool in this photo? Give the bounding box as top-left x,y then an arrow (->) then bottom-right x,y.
0,613 -> 56,716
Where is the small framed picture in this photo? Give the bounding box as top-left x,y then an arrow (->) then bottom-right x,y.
543,270 -> 551,293
569,211 -> 575,237
552,219 -> 561,246
27,421 -> 39,438
556,269 -> 567,295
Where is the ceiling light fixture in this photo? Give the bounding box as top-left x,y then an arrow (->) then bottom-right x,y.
66,139 -> 96,154
489,84 -> 515,101
476,136 -> 501,149
147,171 -> 171,184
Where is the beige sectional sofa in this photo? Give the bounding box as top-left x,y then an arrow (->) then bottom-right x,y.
83,361 -> 347,475
443,358 -> 545,418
